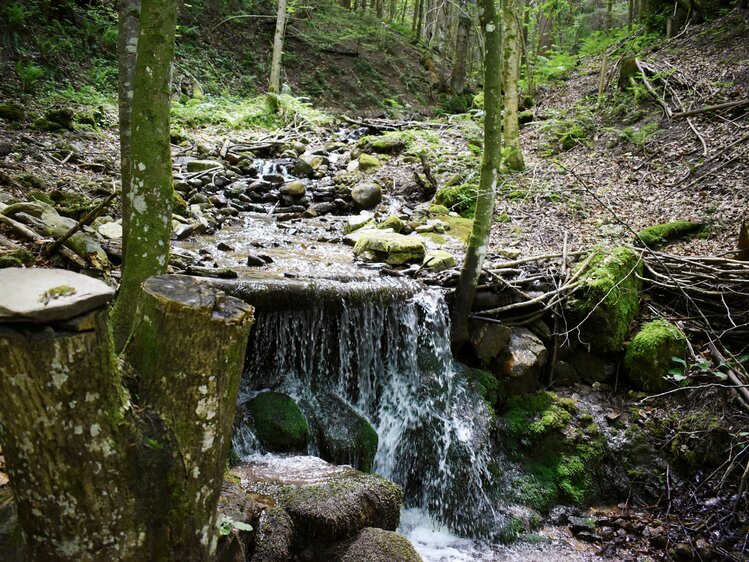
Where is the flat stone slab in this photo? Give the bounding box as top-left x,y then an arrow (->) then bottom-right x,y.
0,268 -> 115,323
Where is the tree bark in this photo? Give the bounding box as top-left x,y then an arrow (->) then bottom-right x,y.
0,271 -> 254,561
449,0 -> 470,94
502,0 -> 525,171
269,0 -> 288,94
117,0 -> 141,267
111,0 -> 179,350
451,0 -> 502,348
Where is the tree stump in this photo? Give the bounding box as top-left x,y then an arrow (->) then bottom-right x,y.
0,269 -> 254,561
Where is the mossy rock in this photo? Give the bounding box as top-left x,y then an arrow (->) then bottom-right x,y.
0,248 -> 35,269
434,184 -> 478,218
315,394 -> 379,473
357,132 -> 408,155
502,391 -> 607,511
245,392 -> 310,453
461,364 -> 500,410
636,220 -> 702,248
421,250 -> 455,272
336,528 -> 423,562
173,191 -> 188,216
377,216 -> 405,233
44,108 -> 75,130
353,231 -> 425,266
16,174 -> 48,191
0,103 -> 25,123
428,204 -> 450,215
566,247 -> 642,354
624,320 -> 686,392
358,153 -> 381,171
344,214 -> 376,235
48,190 -> 95,220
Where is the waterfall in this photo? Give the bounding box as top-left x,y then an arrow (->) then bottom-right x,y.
235,285 -> 503,538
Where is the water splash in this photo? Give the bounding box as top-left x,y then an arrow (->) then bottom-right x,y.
237,286 -> 501,537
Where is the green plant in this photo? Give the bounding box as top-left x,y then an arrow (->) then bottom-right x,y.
16,60 -> 45,92
217,515 -> 252,536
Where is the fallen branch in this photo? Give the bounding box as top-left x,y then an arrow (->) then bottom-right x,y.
43,190 -> 117,258
671,98 -> 749,119
0,214 -> 86,267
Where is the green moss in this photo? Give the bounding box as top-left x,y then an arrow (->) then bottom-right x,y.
463,366 -> 499,410
636,220 -> 702,248
247,392 -> 309,453
566,246 -> 642,353
357,131 -> 408,154
377,215 -> 405,233
48,190 -> 96,220
428,204 -> 450,215
434,183 -> 478,218
353,231 -> 425,265
0,102 -> 25,122
624,320 -> 686,392
172,191 -> 187,216
358,153 -> 381,171
505,391 -> 575,439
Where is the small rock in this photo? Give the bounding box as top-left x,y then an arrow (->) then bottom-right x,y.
358,153 -> 381,171
174,224 -> 195,240
246,254 -> 267,267
351,183 -> 382,210
186,160 -> 223,172
217,242 -> 234,252
97,222 -> 123,240
422,250 -> 455,272
280,180 -> 306,198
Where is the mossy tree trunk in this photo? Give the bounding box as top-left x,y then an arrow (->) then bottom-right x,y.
451,0 -> 502,349
502,0 -> 525,171
111,0 -> 179,350
269,0 -> 288,94
0,272 -> 254,561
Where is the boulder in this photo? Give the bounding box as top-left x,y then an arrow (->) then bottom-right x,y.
353,232 -> 425,266
0,103 -> 25,123
357,132 -> 408,155
467,319 -> 512,367
187,159 -> 223,172
624,320 -> 687,392
570,352 -> 609,384
215,479 -> 266,562
233,456 -> 402,543
358,154 -> 381,171
280,181 -> 306,198
494,328 -> 547,393
343,213 -> 375,235
241,392 -> 310,453
351,183 -> 382,210
421,250 -> 455,272
251,507 -> 294,562
335,528 -> 423,562
377,216 -> 405,233
314,394 -> 379,473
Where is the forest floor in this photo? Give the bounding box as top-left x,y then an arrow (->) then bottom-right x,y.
1,4 -> 748,562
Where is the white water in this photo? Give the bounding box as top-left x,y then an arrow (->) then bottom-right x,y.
236,287 -> 502,538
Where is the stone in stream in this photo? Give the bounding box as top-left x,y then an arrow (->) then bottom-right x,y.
246,254 -> 267,267
343,212 -> 375,234
421,250 -> 455,272
97,221 -> 123,240
336,527 -> 423,562
353,231 -> 425,266
280,180 -> 306,198
351,182 -> 382,210
239,392 -> 310,453
186,159 -> 223,172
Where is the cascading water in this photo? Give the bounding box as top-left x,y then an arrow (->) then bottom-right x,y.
234,282 -> 504,539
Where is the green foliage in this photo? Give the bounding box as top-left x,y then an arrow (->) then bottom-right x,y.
617,122 -> 659,146
217,515 -> 252,536
543,109 -> 596,153
16,61 -> 46,93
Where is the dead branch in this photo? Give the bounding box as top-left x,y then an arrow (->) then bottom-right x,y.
671,98 -> 749,119
43,190 -> 117,258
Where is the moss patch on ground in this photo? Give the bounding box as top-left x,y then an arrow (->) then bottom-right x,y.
624,320 -> 687,392
434,183 -> 479,218
636,220 -> 702,248
566,246 -> 642,354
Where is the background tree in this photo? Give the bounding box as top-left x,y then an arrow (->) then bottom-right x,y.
110,0 -> 179,349
451,0 -> 502,348
269,0 -> 289,93
503,0 -> 525,170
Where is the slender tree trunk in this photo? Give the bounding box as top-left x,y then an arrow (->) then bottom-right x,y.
451,0 -> 502,348
537,11 -> 553,55
503,0 -> 525,170
0,271 -> 254,561
117,0 -> 141,276
606,0 -> 613,31
415,0 -> 425,40
269,0 -> 288,93
449,0 -> 470,93
111,0 -> 179,350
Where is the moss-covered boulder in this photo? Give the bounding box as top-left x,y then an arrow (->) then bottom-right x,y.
566,247 -> 642,354
351,182 -> 382,210
357,132 -> 408,155
421,250 -> 455,272
358,153 -> 381,171
335,527 -> 423,562
243,392 -> 310,453
314,394 -> 379,473
434,183 -> 478,218
44,108 -> 75,130
377,216 -> 405,233
0,103 -> 25,123
173,191 -> 188,216
353,231 -> 425,266
636,220 -> 702,248
624,320 -> 687,392
233,456 -> 403,544
428,204 -> 450,215
502,391 -> 607,512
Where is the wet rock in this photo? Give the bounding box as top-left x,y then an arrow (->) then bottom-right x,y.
247,254 -> 267,267
233,456 -> 402,543
280,181 -> 306,198
351,183 -> 382,210
187,159 -> 223,172
422,250 -> 455,272
190,193 -> 210,205
314,393 -> 379,473
185,266 -> 238,279
344,213 -> 375,234
335,527 -> 423,562
353,231 -> 425,266
174,223 -> 195,240
217,242 -> 235,252
210,194 -> 228,208
242,392 -> 309,453
216,479 -> 264,562
311,202 -> 337,215
251,506 -> 294,562
97,222 -> 122,240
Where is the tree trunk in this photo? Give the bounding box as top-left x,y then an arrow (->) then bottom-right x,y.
449,0 -> 470,94
111,0 -> 179,350
269,0 -> 288,93
503,0 -> 525,171
117,0 -> 141,267
451,0 -> 502,348
0,269 -> 254,561
415,0 -> 425,40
